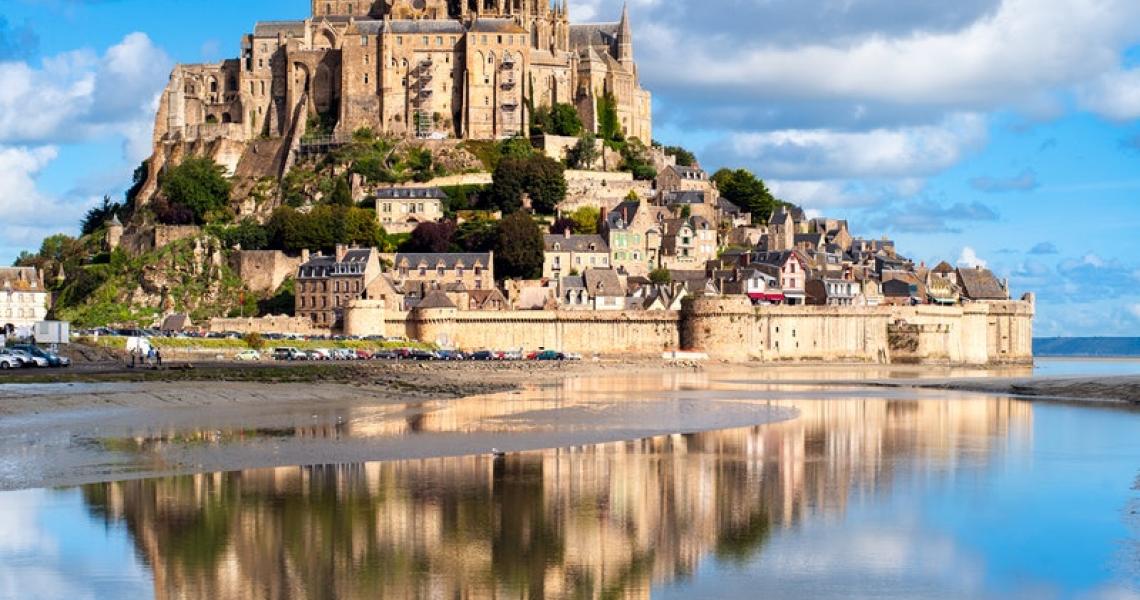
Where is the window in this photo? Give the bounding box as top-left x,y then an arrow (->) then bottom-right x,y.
436,36 -> 443,46
364,74 -> 369,84
361,35 -> 368,46
422,36 -> 429,45
398,36 -> 403,46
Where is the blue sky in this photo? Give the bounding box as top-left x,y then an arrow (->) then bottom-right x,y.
2,0 -> 1140,335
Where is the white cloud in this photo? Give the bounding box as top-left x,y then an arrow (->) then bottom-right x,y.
0,145 -> 102,258
1078,68 -> 1140,121
0,32 -> 168,158
639,0 -> 1140,112
721,113 -> 988,180
958,247 -> 988,269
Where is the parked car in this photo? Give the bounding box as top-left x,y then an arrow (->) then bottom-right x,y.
9,349 -> 48,368
372,350 -> 398,360
436,350 -> 465,361
533,350 -> 565,361
0,349 -> 27,369
235,349 -> 262,361
355,349 -> 373,360
470,350 -> 495,361
9,345 -> 70,367
563,352 -> 582,361
272,347 -> 304,361
408,349 -> 436,361
305,349 -> 329,361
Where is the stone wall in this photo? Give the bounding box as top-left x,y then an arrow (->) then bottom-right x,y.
120,225 -> 204,256
208,315 -> 319,335
561,170 -> 655,213
217,293 -> 1034,365
230,250 -> 303,294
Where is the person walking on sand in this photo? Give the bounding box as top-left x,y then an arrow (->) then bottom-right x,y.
129,348 -> 136,368
156,349 -> 163,368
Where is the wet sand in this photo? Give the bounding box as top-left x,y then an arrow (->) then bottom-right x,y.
1,359 -> 1136,491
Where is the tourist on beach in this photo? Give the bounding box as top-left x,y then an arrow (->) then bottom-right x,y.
156,349 -> 163,368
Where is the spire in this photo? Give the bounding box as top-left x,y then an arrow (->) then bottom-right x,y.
617,2 -> 633,68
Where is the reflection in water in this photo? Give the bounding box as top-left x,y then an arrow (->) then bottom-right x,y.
79,396 -> 1034,600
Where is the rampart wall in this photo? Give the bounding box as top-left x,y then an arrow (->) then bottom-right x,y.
221,295 -> 1035,365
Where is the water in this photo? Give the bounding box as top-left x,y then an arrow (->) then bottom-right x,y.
0,372 -> 1138,599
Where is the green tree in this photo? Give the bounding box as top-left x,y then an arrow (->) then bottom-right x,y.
711,168 -> 780,224
566,132 -> 599,169
597,91 -> 621,142
526,155 -> 567,215
486,157 -> 530,214
80,195 -> 121,236
663,145 -> 697,167
455,219 -> 498,252
499,135 -> 535,161
550,103 -> 583,136
494,212 -> 544,280
329,176 -> 353,207
215,218 -> 269,250
620,138 -> 657,181
569,206 -> 600,235
159,157 -> 232,224
649,268 -> 672,284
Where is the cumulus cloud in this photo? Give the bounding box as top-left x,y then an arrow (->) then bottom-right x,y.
958,247 -> 988,268
1028,242 -> 1059,255
970,168 -> 1039,193
866,199 -> 998,233
0,32 -> 169,155
715,113 -> 988,181
1078,68 -> 1140,121
0,145 -> 103,260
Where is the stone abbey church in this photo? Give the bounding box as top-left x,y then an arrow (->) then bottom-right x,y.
158,0 -> 652,145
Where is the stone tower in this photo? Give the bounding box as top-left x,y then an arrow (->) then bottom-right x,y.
105,214 -> 124,251
616,3 -> 634,71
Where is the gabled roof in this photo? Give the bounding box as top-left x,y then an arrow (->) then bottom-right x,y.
666,165 -> 707,180
957,267 -> 1008,300
583,269 -> 623,296
382,19 -> 466,34
561,275 -> 586,290
544,234 -> 608,253
254,20 -> 306,37
663,190 -> 706,205
932,261 -> 955,274
569,23 -> 619,50
417,290 -> 457,309
396,252 -> 491,269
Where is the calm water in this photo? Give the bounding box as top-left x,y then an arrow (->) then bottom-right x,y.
1,372 -> 1138,599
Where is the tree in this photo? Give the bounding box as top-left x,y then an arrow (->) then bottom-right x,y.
486,157 -> 530,214
569,206 -> 600,235
159,157 -> 232,224
454,219 -> 498,252
620,138 -> 657,181
329,176 -> 353,207
711,168 -> 779,224
550,103 -> 583,136
597,91 -> 621,142
566,132 -> 599,169
216,218 -> 269,250
486,155 -> 567,215
404,221 -> 456,253
526,155 -> 567,215
550,218 -> 576,235
494,212 -> 544,280
649,268 -> 672,284
80,195 -> 121,236
663,145 -> 697,167
499,135 -> 535,161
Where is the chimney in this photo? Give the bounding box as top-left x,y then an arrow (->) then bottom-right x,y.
336,244 -> 348,262
564,228 -> 571,239
301,249 -> 311,263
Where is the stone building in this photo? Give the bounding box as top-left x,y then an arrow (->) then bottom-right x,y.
603,200 -> 668,276
374,187 -> 446,233
295,245 -> 384,327
543,231 -> 609,279
659,216 -> 716,269
150,0 -> 651,160
0,267 -> 49,330
393,252 -> 494,290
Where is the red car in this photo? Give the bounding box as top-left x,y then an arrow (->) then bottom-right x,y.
355,349 -> 373,360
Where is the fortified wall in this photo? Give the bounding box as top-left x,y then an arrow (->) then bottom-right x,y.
336,294 -> 1034,365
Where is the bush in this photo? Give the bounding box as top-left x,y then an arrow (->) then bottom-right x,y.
159,157 -> 232,224
494,213 -> 544,280
243,332 -> 265,351
402,221 -> 457,253
650,268 -> 672,284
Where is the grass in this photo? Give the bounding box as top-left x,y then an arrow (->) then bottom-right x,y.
74,336 -> 434,352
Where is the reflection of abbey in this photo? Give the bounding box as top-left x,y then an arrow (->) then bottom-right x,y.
158,0 -> 651,143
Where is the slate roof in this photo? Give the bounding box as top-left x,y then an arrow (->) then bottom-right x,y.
374,187 -> 448,200
663,190 -> 706,205
583,269 -> 623,296
254,21 -> 306,37
0,267 -> 43,292
417,290 -> 457,309
794,233 -> 823,247
957,267 -> 1008,300
561,275 -> 586,290
544,234 -> 609,253
299,249 -> 375,278
769,208 -> 790,226
381,20 -> 466,34
569,23 -> 619,50
469,18 -> 527,34
396,252 -> 491,269
160,313 -> 193,332
717,198 -> 743,215
667,165 -> 707,180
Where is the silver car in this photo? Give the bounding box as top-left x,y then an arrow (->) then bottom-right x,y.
0,349 -> 25,369
9,349 -> 48,368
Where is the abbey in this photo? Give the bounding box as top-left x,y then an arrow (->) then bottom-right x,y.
156,0 -> 651,144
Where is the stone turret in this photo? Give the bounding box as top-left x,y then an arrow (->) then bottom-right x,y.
616,3 -> 634,71
105,214 -> 124,251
